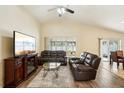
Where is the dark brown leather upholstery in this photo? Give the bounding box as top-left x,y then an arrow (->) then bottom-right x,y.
69,52 -> 101,81
39,50 -> 67,65
71,64 -> 96,81
91,57 -> 101,69
69,52 -> 89,65
117,50 -> 123,57
110,51 -> 124,69
80,52 -> 88,62
69,57 -> 81,65
84,53 -> 97,65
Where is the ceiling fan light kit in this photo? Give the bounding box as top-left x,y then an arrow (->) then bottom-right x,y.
48,6 -> 74,17
57,7 -> 66,17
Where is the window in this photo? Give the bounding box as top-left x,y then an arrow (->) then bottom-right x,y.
51,41 -> 76,52
45,37 -> 76,56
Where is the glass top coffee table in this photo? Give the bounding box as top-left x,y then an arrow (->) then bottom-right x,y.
42,62 -> 61,78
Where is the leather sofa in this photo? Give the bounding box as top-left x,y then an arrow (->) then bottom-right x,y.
69,52 -> 101,81
39,50 -> 67,65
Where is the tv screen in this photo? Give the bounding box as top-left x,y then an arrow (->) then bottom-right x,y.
14,31 -> 36,56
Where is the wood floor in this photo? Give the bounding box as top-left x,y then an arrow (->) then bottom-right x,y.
17,62 -> 124,88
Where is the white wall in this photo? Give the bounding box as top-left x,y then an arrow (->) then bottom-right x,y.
0,6 -> 41,87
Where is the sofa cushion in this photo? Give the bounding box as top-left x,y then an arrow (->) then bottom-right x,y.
80,52 -> 88,61
69,57 -> 82,64
57,53 -> 64,57
71,63 -> 78,69
76,64 -> 94,72
51,54 -> 57,57
84,53 -> 97,65
56,58 -> 64,61
57,51 -> 66,57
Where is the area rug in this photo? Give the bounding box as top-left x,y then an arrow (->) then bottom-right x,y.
27,65 -> 75,88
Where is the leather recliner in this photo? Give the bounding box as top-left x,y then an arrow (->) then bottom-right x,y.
39,50 -> 67,65
69,52 -> 101,81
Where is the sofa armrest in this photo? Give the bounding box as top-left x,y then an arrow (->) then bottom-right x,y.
91,57 -> 101,69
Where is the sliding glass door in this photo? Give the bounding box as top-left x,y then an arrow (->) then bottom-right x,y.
100,39 -> 121,61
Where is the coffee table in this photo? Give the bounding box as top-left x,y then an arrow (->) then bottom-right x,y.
42,62 -> 61,78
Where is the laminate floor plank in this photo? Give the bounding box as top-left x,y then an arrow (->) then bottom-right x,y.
17,62 -> 124,88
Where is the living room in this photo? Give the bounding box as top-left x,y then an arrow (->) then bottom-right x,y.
1,1 -> 124,91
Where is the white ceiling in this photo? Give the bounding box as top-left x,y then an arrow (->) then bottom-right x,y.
22,5 -> 124,33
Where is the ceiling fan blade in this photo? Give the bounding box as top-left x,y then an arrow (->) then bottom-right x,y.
48,7 -> 57,12
65,8 -> 74,14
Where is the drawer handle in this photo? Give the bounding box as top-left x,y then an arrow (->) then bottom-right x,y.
16,61 -> 22,65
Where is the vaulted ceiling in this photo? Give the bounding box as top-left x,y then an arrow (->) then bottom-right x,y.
22,5 -> 124,33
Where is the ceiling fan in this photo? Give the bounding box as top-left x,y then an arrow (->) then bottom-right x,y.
48,6 -> 74,17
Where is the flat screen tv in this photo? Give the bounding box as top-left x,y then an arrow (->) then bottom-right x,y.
13,31 -> 36,57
